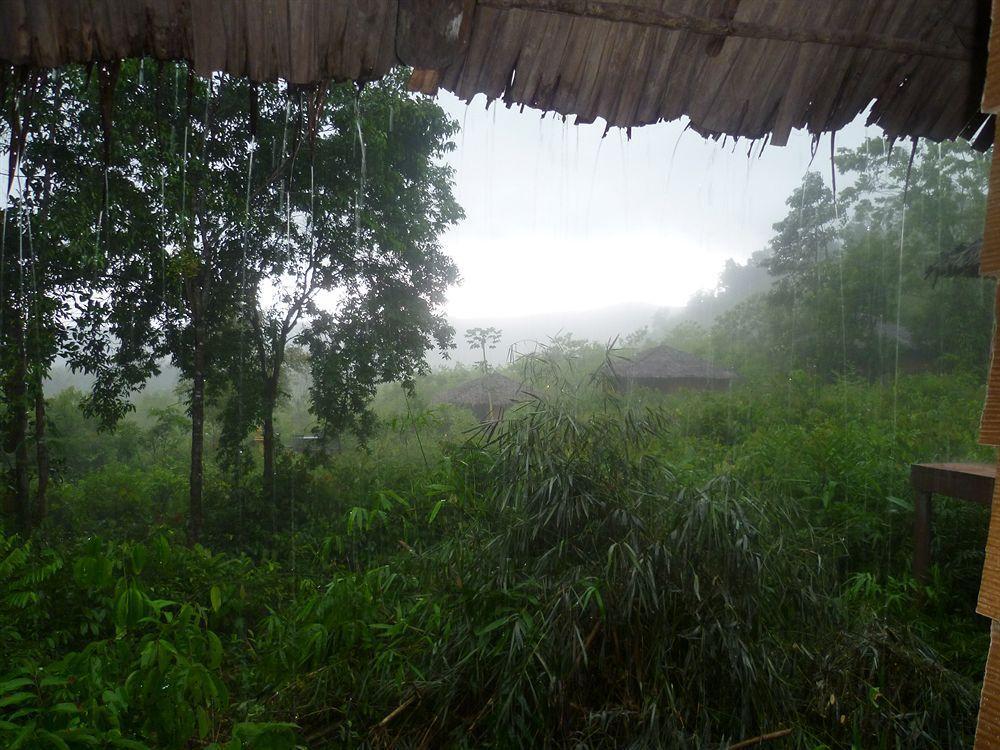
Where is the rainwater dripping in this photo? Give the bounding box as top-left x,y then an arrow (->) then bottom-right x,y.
24,192 -> 42,391
159,167 -> 167,322
891,141 -> 918,446
574,123 -> 581,227
354,92 -> 367,250
16,174 -> 25,353
459,102 -> 470,175
584,133 -> 604,236
531,112 -> 542,231
619,128 -> 629,231
831,132 -> 848,401
663,123 -> 687,196
1,133 -> 9,344
180,123 -> 189,233
238,138 -> 256,543
563,116 -> 573,240
485,99 -> 496,235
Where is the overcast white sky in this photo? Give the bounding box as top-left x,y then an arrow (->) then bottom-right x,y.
437,92 -> 871,319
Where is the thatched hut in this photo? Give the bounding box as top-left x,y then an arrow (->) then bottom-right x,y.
433,373 -> 525,421
925,238 -> 983,283
611,345 -> 737,394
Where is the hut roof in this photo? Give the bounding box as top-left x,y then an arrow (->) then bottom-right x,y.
0,0 -> 993,147
613,345 -> 737,381
433,373 -> 526,407
925,238 -> 983,282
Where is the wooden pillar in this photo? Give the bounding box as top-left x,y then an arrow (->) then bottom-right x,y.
913,490 -> 933,585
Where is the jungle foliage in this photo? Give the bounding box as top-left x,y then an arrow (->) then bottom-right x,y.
0,61 -> 996,749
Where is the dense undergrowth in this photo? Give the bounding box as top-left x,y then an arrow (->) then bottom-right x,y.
0,369 -> 992,748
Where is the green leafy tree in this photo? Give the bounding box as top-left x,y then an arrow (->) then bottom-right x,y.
233,74 -> 462,506
0,64 -> 166,530
730,138 -> 993,380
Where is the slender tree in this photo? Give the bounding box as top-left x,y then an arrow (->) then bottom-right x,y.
224,73 -> 462,506
465,327 -> 503,374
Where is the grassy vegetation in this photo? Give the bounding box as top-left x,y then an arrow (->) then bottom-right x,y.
0,356 -> 991,748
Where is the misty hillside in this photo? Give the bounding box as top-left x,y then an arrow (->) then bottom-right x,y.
440,302 -> 671,366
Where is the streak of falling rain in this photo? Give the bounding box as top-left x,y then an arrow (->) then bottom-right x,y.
892,142 -> 917,447
278,97 -> 291,208
25,191 -> 41,369
742,140 -> 754,231
487,100 -> 496,235
831,131 -> 848,398
237,138 -> 256,541
16,174 -> 25,347
574,123 -> 581,229
459,102 -> 470,171
171,65 -> 179,153
663,123 -> 687,195
561,115 -> 570,240
531,112 -> 542,232
160,168 -> 167,320
354,93 -> 367,249
697,144 -> 719,267
619,128 -> 629,231
584,134 -> 604,236
180,123 -> 189,226
1,133 -> 8,344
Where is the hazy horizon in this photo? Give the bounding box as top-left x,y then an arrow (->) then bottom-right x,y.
438,91 -> 872,320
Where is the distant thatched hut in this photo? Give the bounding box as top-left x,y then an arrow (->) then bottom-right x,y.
611,345 -> 737,394
434,373 -> 525,421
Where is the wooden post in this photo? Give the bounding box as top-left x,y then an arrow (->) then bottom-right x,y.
913,490 -> 933,585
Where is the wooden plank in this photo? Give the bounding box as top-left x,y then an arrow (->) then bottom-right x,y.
910,463 -> 997,505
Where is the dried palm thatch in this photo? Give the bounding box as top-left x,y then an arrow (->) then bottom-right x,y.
611,344 -> 737,392
433,373 -> 526,419
925,238 -> 983,283
0,0 -> 993,147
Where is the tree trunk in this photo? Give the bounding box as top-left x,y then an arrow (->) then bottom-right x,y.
262,398 -> 276,510
188,309 -> 206,545
33,389 -> 48,525
261,365 -> 280,532
3,315 -> 30,532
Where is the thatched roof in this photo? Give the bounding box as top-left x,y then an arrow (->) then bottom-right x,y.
612,345 -> 737,382
925,239 -> 983,283
433,373 -> 526,407
0,0 -> 993,147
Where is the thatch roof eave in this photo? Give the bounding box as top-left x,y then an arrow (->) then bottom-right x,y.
0,0 -> 993,147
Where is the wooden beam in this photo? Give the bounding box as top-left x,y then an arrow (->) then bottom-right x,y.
478,0 -> 976,61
